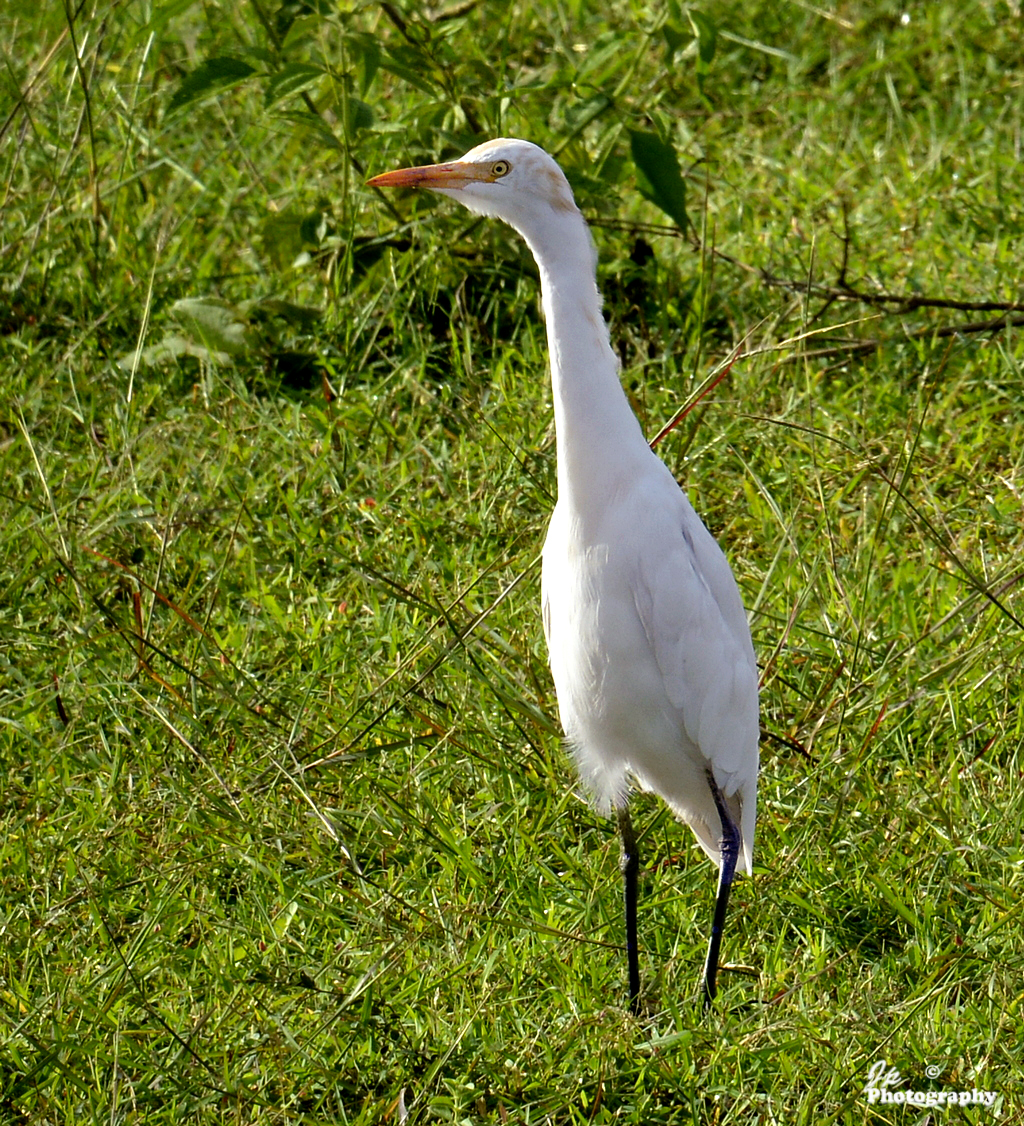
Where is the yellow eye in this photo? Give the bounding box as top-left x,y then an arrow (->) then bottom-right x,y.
491,160 -> 512,178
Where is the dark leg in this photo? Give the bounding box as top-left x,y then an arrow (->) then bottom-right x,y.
701,770 -> 740,1012
616,805 -> 641,1015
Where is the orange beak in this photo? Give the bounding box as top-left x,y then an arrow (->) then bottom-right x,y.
367,161 -> 494,191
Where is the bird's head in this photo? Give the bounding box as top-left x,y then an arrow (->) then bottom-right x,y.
367,138 -> 582,240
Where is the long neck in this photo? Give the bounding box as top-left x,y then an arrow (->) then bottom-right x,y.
522,214 -> 652,510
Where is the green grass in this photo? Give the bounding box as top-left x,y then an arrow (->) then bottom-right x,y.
2,0 -> 1023,1121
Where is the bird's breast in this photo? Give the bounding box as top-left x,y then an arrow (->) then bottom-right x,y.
541,499 -> 677,743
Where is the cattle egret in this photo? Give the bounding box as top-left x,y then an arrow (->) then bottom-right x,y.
368,139 -> 758,1012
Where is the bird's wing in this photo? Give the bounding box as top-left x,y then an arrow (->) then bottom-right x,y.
633,494 -> 759,788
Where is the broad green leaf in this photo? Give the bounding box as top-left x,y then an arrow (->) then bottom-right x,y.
166,56 -> 256,115
264,62 -> 324,108
381,45 -> 439,95
279,12 -> 321,50
127,0 -> 198,47
278,110 -> 345,152
628,130 -> 688,232
662,22 -> 688,61
564,94 -> 611,132
573,34 -> 623,83
117,334 -> 233,370
246,298 -> 323,330
262,213 -> 311,272
171,298 -> 260,356
346,97 -> 374,132
688,10 -> 717,68
347,32 -> 381,96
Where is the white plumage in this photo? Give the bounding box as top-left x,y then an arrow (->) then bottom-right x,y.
369,138 -> 759,1010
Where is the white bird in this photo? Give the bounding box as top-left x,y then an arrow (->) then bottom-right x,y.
368,139 -> 759,1012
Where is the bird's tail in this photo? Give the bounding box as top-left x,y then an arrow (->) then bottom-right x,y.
688,787 -> 753,876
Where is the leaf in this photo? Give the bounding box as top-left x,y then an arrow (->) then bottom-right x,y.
380,45 -> 440,95
166,57 -> 257,115
245,298 -> 323,330
662,21 -> 688,61
278,110 -> 345,152
117,334 -> 233,370
573,34 -> 623,83
347,32 -> 381,96
264,62 -> 324,108
127,0 -> 199,47
279,12 -> 322,49
262,213 -> 311,272
346,97 -> 374,133
687,10 -> 717,68
564,94 -> 611,132
629,130 -> 688,232
170,298 -> 260,356
273,900 -> 299,940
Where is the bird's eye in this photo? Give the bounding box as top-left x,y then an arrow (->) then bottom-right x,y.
491,160 -> 512,178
